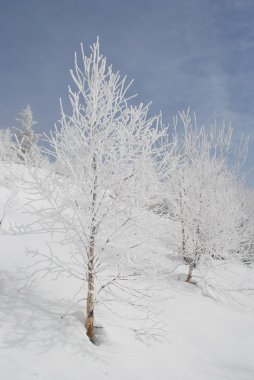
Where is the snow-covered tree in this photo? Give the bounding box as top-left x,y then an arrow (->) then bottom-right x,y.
245,190 -> 254,263
0,128 -> 17,162
29,39 -> 165,342
164,110 -> 251,282
15,105 -> 40,162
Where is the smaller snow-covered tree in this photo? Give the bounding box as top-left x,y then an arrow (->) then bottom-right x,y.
244,190 -> 254,263
0,128 -> 17,162
15,105 -> 40,162
164,110 -> 251,282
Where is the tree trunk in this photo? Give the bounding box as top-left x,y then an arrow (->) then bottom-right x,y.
85,154 -> 97,343
181,221 -> 186,257
186,223 -> 203,283
179,188 -> 186,257
85,230 -> 95,342
186,263 -> 194,283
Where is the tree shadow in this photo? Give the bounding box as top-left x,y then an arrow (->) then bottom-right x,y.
0,270 -> 91,355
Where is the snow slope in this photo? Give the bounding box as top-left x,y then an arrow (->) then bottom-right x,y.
0,163 -> 254,380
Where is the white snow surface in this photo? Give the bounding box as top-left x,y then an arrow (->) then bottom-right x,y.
0,163 -> 254,380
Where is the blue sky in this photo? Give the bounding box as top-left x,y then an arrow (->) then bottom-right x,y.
0,0 -> 254,185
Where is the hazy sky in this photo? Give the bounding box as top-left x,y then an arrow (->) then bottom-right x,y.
0,0 -> 254,185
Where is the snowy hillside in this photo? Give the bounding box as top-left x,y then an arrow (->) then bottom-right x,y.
0,163 -> 254,380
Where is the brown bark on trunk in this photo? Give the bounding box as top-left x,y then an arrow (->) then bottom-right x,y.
186,263 -> 194,283
181,222 -> 186,257
85,154 -> 97,343
179,188 -> 186,258
186,224 -> 202,283
85,233 -> 95,342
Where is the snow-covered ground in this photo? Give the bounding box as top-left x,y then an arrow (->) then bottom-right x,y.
0,163 -> 254,380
